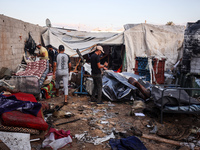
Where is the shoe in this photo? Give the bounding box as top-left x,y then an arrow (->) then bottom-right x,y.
97,102 -> 104,105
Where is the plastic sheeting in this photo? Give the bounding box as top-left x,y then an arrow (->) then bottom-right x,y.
42,27 -> 123,57
102,71 -> 151,101
0,131 -> 31,150
124,23 -> 185,72
151,86 -> 200,108
42,24 -> 185,72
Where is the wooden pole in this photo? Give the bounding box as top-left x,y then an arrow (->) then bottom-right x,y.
142,134 -> 181,146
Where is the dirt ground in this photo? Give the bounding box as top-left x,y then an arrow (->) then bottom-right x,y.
30,88 -> 200,150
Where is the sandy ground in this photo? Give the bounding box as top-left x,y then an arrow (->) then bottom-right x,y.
30,89 -> 200,150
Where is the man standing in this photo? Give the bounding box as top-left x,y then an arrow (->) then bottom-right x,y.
36,44 -> 49,60
47,45 -> 57,72
91,46 -> 108,105
53,45 -> 71,105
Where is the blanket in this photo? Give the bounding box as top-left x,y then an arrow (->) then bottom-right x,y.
0,95 -> 41,116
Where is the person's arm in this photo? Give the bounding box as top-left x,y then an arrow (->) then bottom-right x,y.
53,54 -> 58,80
97,61 -> 108,69
37,51 -> 45,57
53,62 -> 57,79
97,62 -> 104,69
68,55 -> 71,73
68,62 -> 71,73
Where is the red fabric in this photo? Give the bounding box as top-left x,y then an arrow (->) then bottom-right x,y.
116,65 -> 122,73
1,92 -> 48,131
46,128 -> 71,140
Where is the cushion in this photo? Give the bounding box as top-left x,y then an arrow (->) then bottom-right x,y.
1,92 -> 48,131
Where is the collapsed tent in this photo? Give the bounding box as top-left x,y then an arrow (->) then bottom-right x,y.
102,71 -> 152,101
42,24 -> 185,72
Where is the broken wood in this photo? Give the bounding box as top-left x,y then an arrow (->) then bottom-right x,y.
131,127 -> 181,146
55,118 -> 80,126
141,134 -> 181,146
72,58 -> 81,72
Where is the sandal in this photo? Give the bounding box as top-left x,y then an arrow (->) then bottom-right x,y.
64,102 -> 68,105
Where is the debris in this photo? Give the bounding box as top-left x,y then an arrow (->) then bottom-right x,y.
42,133 -> 72,150
94,132 -> 115,145
142,134 -> 181,146
134,113 -> 145,116
75,132 -> 115,145
107,102 -> 115,107
30,138 -> 40,142
53,110 -> 74,118
156,124 -> 191,140
149,125 -> 157,134
42,128 -> 72,150
55,118 -> 81,126
132,100 -> 145,110
100,121 -> 109,124
131,127 -> 189,147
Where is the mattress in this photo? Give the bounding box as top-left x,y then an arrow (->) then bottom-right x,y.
16,59 -> 49,87
1,92 -> 48,131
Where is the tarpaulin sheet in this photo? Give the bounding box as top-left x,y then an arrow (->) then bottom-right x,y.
151,86 -> 200,107
42,27 -> 123,57
124,24 -> 184,72
102,71 -> 151,101
42,24 -> 184,72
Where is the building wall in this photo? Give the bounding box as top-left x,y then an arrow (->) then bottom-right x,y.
0,15 -> 46,71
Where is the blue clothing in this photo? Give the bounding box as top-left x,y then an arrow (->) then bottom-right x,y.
109,136 -> 147,150
0,95 -> 41,116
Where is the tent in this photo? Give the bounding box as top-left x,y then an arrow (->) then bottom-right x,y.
124,24 -> 185,72
42,27 -> 123,57
42,24 -> 185,72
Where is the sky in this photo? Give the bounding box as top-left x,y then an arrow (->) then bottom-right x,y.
0,0 -> 200,31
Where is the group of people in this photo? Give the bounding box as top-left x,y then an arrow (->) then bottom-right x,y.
36,44 -> 107,105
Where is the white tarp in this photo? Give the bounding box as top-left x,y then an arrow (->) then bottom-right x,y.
42,27 -> 123,57
0,131 -> 31,150
124,23 -> 185,72
42,24 -> 185,72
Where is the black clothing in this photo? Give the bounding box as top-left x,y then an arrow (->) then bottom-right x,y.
91,53 -> 101,75
48,50 -> 56,66
92,74 -> 102,103
91,52 -> 103,103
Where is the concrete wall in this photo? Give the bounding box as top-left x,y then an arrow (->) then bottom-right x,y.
0,15 -> 46,71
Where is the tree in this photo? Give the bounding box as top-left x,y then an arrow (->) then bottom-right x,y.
166,21 -> 175,26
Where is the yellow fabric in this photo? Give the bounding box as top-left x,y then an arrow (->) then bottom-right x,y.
39,46 -> 49,60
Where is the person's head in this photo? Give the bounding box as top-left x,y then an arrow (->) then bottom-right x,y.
58,45 -> 65,52
36,44 -> 41,49
95,46 -> 104,55
47,45 -> 53,51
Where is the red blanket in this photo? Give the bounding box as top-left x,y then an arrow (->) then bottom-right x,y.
1,92 -> 48,131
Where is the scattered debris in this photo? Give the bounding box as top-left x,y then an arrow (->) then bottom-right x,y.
55,118 -> 81,126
